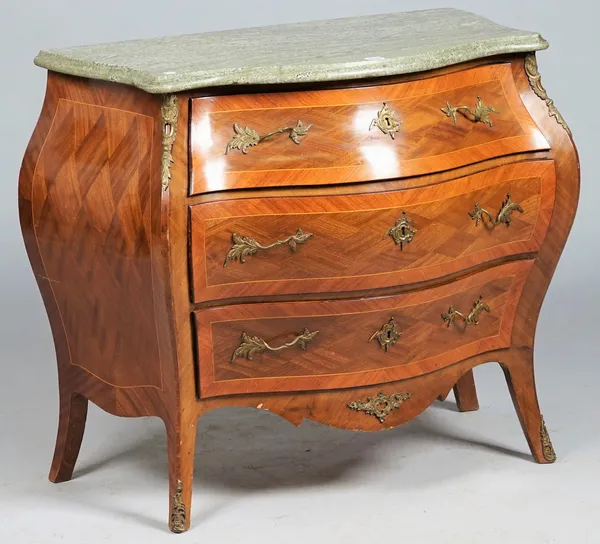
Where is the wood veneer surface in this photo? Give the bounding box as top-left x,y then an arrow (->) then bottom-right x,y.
18,53 -> 580,533
195,260 -> 531,397
190,63 -> 549,193
191,161 -> 554,302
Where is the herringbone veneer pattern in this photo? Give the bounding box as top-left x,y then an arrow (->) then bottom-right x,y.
192,161 -> 554,302
31,100 -> 161,388
191,64 -> 549,193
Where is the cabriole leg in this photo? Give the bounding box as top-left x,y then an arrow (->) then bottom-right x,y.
501,348 -> 556,464
49,391 -> 88,483
166,418 -> 197,533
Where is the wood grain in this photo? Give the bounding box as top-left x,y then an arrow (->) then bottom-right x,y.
19,73 -> 182,526
18,53 -> 579,533
195,352 -> 525,432
191,161 -> 555,302
501,346 -> 554,463
49,392 -> 88,482
190,63 -> 549,194
195,260 -> 532,397
30,98 -> 161,387
453,369 -> 480,412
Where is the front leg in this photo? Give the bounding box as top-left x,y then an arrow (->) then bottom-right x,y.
166,417 -> 197,533
501,347 -> 556,464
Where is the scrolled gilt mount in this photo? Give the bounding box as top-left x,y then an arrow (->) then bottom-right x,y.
441,96 -> 499,127
160,95 -> 178,192
442,295 -> 490,327
225,120 -> 312,154
469,194 -> 523,228
231,328 -> 319,363
524,53 -> 572,136
348,391 -> 412,423
223,228 -> 313,267
370,103 -> 402,139
170,480 -> 186,534
385,212 -> 417,250
540,416 -> 557,462
369,317 -> 401,352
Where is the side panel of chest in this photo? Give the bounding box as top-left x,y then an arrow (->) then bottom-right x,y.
27,98 -> 163,389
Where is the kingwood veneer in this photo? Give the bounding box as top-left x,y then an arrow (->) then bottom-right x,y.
20,9 -> 579,533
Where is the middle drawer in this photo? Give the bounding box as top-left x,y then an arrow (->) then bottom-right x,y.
190,161 -> 555,303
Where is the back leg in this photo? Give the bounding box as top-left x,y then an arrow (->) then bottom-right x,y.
49,391 -> 88,482
453,369 -> 479,412
437,369 -> 479,411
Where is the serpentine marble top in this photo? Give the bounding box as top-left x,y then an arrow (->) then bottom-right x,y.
34,9 -> 548,94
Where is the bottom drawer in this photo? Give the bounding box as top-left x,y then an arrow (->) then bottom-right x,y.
195,261 -> 532,398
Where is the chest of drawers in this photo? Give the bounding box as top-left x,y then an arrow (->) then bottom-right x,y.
20,9 -> 579,533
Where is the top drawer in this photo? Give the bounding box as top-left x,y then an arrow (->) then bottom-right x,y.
190,63 -> 549,195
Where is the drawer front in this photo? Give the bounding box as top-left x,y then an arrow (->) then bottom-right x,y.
190,63 -> 549,195
190,161 -> 555,303
195,261 -> 532,398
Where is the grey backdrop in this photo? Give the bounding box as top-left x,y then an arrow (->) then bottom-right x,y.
1,1 -> 598,543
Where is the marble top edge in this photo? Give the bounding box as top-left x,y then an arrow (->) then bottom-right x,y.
34,9 -> 549,94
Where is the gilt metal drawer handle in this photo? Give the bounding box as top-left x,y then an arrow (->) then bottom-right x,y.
231,328 -> 319,363
223,228 -> 313,267
225,120 -> 312,154
442,296 -> 490,327
469,194 -> 523,228
441,96 -> 498,127
348,391 -> 412,423
370,103 -> 402,139
385,212 -> 417,250
369,317 -> 401,352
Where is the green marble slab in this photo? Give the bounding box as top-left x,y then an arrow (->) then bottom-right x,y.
34,8 -> 548,94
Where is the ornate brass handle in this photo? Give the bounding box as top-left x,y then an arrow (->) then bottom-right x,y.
225,120 -> 312,154
348,391 -> 412,423
442,296 -> 490,327
370,103 -> 402,139
231,328 -> 319,363
385,212 -> 417,250
441,96 -> 498,127
223,228 -> 313,267
469,194 -> 523,228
